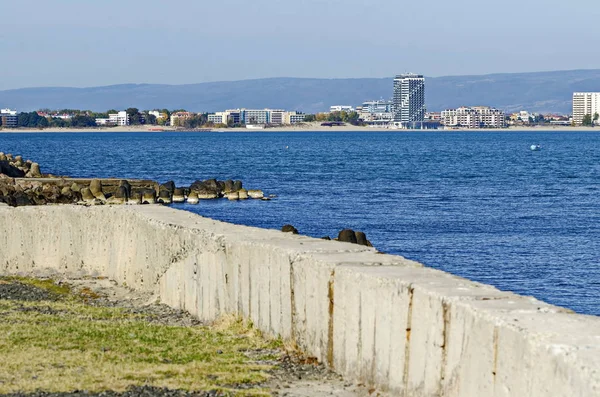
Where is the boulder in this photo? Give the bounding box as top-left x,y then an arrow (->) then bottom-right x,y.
29,162 -> 42,178
173,188 -> 185,203
61,186 -> 71,196
321,236 -> 332,240
355,231 -> 372,247
127,191 -> 142,205
119,180 -> 132,198
13,192 -> 32,206
0,161 -> 25,178
338,229 -> 358,244
160,181 -> 175,193
187,192 -> 199,204
196,189 -> 219,200
70,182 -> 82,192
114,186 -> 129,200
190,180 -> 220,199
14,155 -> 22,163
142,190 -> 156,204
158,189 -> 172,204
224,179 -> 234,193
233,180 -> 243,191
0,153 -> 5,161
89,179 -> 103,196
238,189 -> 249,200
282,224 -> 299,234
248,189 -> 264,199
81,187 -> 95,203
227,191 -> 239,201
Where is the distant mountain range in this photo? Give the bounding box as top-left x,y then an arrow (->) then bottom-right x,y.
2,69 -> 600,114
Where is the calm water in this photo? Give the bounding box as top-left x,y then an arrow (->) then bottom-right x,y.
2,131 -> 599,316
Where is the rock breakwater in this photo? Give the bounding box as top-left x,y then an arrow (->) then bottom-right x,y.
0,153 -> 266,207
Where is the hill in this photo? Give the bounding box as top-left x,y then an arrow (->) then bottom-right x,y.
2,69 -> 600,114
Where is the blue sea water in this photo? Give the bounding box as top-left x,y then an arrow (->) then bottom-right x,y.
1,130 -> 599,316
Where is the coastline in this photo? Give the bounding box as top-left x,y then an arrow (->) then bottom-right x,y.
1,123 -> 599,133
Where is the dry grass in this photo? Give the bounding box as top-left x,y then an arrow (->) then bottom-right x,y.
0,278 -> 281,396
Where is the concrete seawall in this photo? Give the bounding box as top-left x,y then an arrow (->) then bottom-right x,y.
0,205 -> 598,396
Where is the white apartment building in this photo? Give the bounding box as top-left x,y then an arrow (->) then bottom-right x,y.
441,106 -> 505,128
572,92 -> 600,125
284,112 -> 306,124
330,105 -> 355,113
95,111 -> 129,126
0,108 -> 18,127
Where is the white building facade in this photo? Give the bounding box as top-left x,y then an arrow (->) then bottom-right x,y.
441,106 -> 505,128
573,92 -> 600,125
0,108 -> 18,127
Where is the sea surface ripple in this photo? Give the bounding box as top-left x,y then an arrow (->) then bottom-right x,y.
2,130 -> 599,315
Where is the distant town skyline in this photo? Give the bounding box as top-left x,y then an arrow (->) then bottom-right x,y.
1,0 -> 599,91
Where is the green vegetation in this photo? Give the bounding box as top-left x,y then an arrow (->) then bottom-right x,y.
582,114 -> 593,126
0,277 -> 280,395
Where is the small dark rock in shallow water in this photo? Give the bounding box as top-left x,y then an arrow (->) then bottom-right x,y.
281,224 -> 299,234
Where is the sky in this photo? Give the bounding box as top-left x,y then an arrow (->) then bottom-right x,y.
1,0 -> 599,90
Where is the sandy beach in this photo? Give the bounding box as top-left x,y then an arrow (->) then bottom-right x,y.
1,122 -> 599,133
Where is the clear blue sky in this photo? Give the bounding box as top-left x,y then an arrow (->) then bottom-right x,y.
1,0 -> 598,90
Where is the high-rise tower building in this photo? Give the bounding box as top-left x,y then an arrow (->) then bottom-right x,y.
393,74 -> 425,124
572,92 -> 600,125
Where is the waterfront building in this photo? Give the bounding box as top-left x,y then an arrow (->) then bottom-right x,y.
441,106 -> 505,129
330,105 -> 355,113
284,112 -> 306,124
95,111 -> 129,126
149,110 -> 168,121
393,74 -> 425,126
170,112 -> 194,127
572,92 -> 600,125
0,108 -> 18,127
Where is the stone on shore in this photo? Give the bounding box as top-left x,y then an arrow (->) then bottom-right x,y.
282,224 -> 299,234
338,229 -> 357,244
119,180 -> 132,198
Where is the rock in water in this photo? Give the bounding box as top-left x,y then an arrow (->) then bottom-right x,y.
233,180 -> 243,191
160,181 -> 175,193
355,231 -> 369,246
227,191 -> 239,201
248,189 -> 264,199
238,189 -> 249,200
187,192 -> 199,204
282,224 -> 299,234
173,188 -> 185,203
158,189 -> 172,204
142,190 -> 156,204
338,229 -> 358,244
224,179 -> 234,193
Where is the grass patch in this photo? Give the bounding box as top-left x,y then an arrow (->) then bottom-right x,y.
0,278 -> 281,395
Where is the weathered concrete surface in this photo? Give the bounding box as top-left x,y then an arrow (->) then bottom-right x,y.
0,205 -> 599,396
